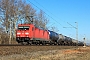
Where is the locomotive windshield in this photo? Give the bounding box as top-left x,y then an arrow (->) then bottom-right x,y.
18,26 -> 30,30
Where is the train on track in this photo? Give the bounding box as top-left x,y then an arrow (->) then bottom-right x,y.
16,24 -> 84,46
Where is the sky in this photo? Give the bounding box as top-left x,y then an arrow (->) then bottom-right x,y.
27,0 -> 90,44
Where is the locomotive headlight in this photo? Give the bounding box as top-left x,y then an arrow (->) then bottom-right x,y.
25,32 -> 29,35
17,33 -> 21,35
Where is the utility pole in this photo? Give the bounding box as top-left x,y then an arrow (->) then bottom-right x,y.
75,22 -> 78,47
0,33 -> 1,44
83,38 -> 86,47
9,19 -> 12,44
83,34 -> 86,47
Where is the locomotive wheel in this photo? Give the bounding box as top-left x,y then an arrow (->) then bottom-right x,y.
58,43 -> 61,45
28,41 -> 32,45
54,42 -> 57,45
21,42 -> 24,45
42,41 -> 46,45
50,43 -> 52,45
42,43 -> 45,45
21,42 -> 28,45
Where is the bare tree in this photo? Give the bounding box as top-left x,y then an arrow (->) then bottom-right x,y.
50,26 -> 59,32
35,10 -> 49,29
0,0 -> 49,44
23,4 -> 36,24
0,0 -> 30,44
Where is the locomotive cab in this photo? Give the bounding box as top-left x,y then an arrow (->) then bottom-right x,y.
16,24 -> 34,43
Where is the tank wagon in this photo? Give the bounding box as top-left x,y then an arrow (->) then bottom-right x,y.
57,34 -> 65,45
48,30 -> 59,44
78,41 -> 84,46
57,34 -> 70,45
16,24 -> 83,46
71,39 -> 78,46
64,36 -> 72,45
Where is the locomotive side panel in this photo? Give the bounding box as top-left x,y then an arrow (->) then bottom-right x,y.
34,27 -> 40,39
43,31 -> 49,40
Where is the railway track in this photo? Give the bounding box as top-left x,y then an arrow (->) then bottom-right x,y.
0,44 -> 79,46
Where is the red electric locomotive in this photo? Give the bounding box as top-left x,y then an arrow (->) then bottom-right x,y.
16,24 -> 50,45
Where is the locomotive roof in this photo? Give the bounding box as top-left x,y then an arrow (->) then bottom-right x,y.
18,24 -> 34,26
18,24 -> 47,30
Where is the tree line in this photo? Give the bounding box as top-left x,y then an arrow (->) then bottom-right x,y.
0,0 -> 49,44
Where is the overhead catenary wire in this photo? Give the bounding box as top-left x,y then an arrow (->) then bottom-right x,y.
33,0 -> 65,23
33,0 -> 75,27
27,0 -> 63,27
27,0 -> 76,38
32,0 -> 74,31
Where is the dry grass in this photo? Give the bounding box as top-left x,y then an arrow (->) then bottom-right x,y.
0,46 -> 90,60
